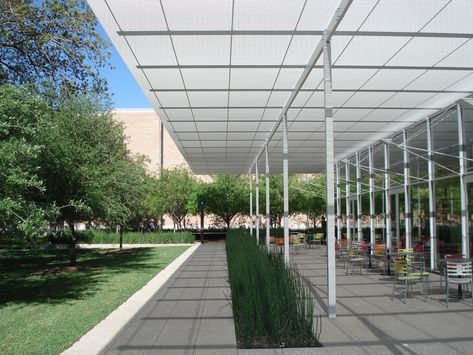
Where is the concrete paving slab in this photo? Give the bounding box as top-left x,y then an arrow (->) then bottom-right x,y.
62,244 -> 199,355
94,241 -> 238,355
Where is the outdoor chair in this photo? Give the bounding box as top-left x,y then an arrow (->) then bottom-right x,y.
290,233 -> 305,254
314,233 -> 324,246
392,259 -> 427,302
276,237 -> 284,253
438,253 -> 463,288
372,243 -> 387,273
445,260 -> 473,307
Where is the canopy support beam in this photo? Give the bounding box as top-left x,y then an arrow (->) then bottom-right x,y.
323,31 -> 337,319
403,130 -> 412,249
369,146 -> 375,248
345,160 -> 351,244
336,162 -> 341,241
249,172 -> 253,237
265,144 -> 270,251
282,112 -> 290,264
384,144 -> 392,250
458,105 -> 470,258
255,162 -> 260,245
356,153 -> 362,242
426,117 -> 437,269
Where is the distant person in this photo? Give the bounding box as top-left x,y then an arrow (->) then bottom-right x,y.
148,219 -> 156,232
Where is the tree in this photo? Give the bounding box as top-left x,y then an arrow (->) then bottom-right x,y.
158,168 -> 196,230
0,85 -> 52,245
0,0 -> 110,94
36,93 -> 144,264
190,175 -> 247,229
292,175 -> 326,228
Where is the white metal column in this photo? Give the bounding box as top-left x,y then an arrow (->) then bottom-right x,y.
403,130 -> 412,249
282,112 -> 290,264
249,172 -> 253,237
336,162 -> 341,241
356,153 -> 362,242
323,32 -> 336,318
265,143 -> 270,251
345,160 -> 351,244
384,144 -> 392,250
426,117 -> 437,268
255,162 -> 260,245
458,105 -> 470,258
369,146 -> 375,247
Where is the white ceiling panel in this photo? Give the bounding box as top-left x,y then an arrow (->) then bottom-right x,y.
172,36 -> 230,65
188,92 -> 228,107
363,69 -> 425,90
162,0 -> 232,30
234,0 -> 305,30
336,36 -> 410,65
108,0 -> 167,31
232,36 -> 291,65
230,68 -> 279,89
228,108 -> 264,121
360,0 -> 450,32
283,36 -> 321,65
90,0 -> 473,174
181,69 -> 229,89
229,92 -> 271,107
145,69 -> 184,89
192,109 -> 227,121
127,36 -> 176,65
387,38 -> 468,67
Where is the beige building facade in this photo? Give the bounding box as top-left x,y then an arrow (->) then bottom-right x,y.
113,109 -> 190,174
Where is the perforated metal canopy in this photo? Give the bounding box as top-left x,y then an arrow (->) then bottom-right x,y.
89,0 -> 473,174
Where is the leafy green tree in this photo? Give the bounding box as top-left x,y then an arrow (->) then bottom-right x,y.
158,168 -> 196,230
142,174 -> 168,228
0,85 -> 52,245
190,175 -> 247,229
0,0 -> 111,94
292,175 -> 326,228
36,93 -> 144,263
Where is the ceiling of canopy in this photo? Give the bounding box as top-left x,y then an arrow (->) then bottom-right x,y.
89,0 -> 473,174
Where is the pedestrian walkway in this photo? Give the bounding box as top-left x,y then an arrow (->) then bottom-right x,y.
100,241 -> 237,355
290,247 -> 473,354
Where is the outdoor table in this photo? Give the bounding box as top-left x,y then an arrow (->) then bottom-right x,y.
439,257 -> 473,298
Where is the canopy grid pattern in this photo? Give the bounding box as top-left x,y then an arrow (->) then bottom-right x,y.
89,0 -> 473,175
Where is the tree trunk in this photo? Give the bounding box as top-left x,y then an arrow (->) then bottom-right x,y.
68,221 -> 77,266
119,225 -> 123,249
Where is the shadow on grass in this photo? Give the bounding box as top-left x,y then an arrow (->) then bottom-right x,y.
0,248 -> 161,305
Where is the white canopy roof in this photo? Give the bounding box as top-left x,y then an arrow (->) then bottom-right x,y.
89,0 -> 473,174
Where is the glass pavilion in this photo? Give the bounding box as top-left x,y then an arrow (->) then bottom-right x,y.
88,0 -> 473,317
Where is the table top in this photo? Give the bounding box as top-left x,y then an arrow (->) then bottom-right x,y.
440,257 -> 473,264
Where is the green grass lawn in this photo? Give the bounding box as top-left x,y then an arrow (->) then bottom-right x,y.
0,246 -> 189,355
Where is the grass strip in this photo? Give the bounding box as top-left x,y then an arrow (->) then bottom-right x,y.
226,230 -> 320,348
0,246 -> 188,354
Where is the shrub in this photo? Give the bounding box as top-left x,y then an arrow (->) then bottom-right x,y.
226,230 -> 320,348
47,230 -> 194,244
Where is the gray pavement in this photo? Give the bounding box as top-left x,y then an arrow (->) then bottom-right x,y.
289,246 -> 473,355
100,241 -> 237,355
98,242 -> 473,355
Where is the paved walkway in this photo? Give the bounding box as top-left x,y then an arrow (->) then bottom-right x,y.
100,241 -> 237,355
289,247 -> 473,354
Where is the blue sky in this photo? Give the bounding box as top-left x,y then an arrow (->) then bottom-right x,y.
98,25 -> 151,109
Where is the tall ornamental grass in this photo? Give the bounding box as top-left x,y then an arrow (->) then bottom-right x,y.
226,230 -> 320,348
